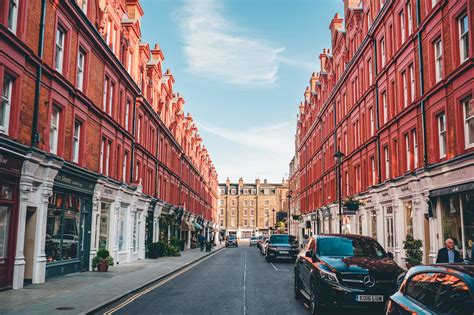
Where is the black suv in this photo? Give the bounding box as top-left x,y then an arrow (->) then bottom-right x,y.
294,234 -> 404,314
265,234 -> 299,262
386,263 -> 474,314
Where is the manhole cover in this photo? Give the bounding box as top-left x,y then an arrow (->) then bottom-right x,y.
56,307 -> 75,311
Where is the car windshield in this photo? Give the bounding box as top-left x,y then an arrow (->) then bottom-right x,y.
317,237 -> 387,258
269,235 -> 296,244
228,235 -> 236,240
251,237 -> 257,240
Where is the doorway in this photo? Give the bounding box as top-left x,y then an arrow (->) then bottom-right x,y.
23,207 -> 36,284
423,214 -> 431,264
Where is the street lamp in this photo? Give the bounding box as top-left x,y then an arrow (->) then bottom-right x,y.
287,190 -> 292,235
272,208 -> 276,231
334,148 -> 345,234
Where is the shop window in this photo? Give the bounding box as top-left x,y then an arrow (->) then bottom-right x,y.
462,193 -> 474,260
45,192 -> 82,263
441,196 -> 463,251
49,108 -> 60,155
437,112 -> 447,158
99,202 -> 110,249
0,205 -> 10,260
132,212 -> 138,252
7,0 -> 19,34
405,202 -> 413,236
385,207 -> 395,251
459,14 -> 469,63
1,74 -> 13,135
463,97 -> 474,149
117,206 -> 127,252
55,27 -> 65,73
370,210 -> 377,239
434,39 -> 443,82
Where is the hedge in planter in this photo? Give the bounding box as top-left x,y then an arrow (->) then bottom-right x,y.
403,235 -> 423,268
92,248 -> 115,272
148,241 -> 166,259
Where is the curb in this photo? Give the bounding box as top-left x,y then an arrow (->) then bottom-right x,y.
82,246 -> 225,315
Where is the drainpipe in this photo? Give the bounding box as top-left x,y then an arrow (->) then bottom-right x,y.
416,0 -> 428,168
130,97 -> 137,183
31,0 -> 47,147
373,38 -> 382,184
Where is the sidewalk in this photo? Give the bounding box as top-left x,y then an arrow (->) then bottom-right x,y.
0,245 -> 224,315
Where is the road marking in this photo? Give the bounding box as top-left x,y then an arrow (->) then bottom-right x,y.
270,263 -> 278,271
243,251 -> 247,315
102,249 -> 224,315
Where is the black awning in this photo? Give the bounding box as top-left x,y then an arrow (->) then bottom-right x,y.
429,182 -> 474,198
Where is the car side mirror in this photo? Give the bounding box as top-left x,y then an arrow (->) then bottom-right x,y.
387,252 -> 394,259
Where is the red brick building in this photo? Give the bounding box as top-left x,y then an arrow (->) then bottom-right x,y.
0,0 -> 218,290
291,0 -> 473,267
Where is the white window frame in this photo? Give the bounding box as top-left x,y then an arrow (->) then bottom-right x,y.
137,116 -> 141,143
103,77 -> 108,111
367,10 -> 372,30
72,121 -> 81,163
371,157 -> 376,185
384,146 -> 390,179
55,27 -> 65,73
108,81 -> 114,115
80,0 -> 87,14
434,39 -> 443,82
370,107 -> 375,135
413,130 -> 418,168
100,138 -> 105,173
122,152 -> 128,182
463,98 -> 474,149
409,64 -> 415,102
407,2 -> 413,35
400,11 -> 406,43
50,108 -> 60,154
8,0 -> 19,34
402,71 -> 408,108
438,113 -> 447,158
382,91 -> 388,124
105,140 -> 111,176
76,50 -> 85,91
459,14 -> 469,63
381,38 -> 386,68
405,134 -> 411,171
1,75 -> 13,135
125,100 -> 130,130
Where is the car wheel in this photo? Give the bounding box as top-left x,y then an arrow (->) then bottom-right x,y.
309,282 -> 322,315
294,272 -> 303,300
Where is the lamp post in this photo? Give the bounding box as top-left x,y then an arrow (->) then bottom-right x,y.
272,208 -> 276,232
287,190 -> 292,235
334,148 -> 345,234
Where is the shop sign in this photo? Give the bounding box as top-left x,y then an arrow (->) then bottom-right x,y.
55,171 -> 95,191
0,151 -> 22,174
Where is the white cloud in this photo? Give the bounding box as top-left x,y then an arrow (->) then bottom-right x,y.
197,121 -> 295,182
179,0 -> 284,85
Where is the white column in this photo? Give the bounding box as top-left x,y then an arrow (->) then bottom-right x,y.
89,189 -> 101,271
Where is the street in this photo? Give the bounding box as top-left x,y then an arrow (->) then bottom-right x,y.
99,240 -> 308,315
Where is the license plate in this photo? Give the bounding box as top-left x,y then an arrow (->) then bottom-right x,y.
356,295 -> 384,303
279,251 -> 289,254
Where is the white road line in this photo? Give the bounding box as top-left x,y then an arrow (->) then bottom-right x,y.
270,263 -> 278,271
243,251 -> 247,315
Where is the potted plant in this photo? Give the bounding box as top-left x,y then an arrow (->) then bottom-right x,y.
343,197 -> 364,211
92,248 -> 114,272
403,235 -> 423,269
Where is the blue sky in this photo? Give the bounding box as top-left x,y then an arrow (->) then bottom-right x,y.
141,0 -> 343,183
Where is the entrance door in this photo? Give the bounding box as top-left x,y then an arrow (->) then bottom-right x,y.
80,200 -> 91,272
386,216 -> 395,253
424,214 -> 431,264
145,210 -> 153,258
0,181 -> 17,289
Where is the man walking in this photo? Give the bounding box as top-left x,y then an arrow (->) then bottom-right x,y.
198,233 -> 205,252
436,238 -> 463,263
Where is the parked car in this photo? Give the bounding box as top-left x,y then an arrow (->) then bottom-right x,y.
260,239 -> 269,256
386,263 -> 474,315
225,235 -> 238,247
257,236 -> 268,252
265,234 -> 299,262
250,236 -> 259,247
294,234 -> 404,314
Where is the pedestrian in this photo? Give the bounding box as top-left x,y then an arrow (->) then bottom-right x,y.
210,233 -> 215,248
436,238 -> 463,263
219,235 -> 222,245
198,233 -> 205,252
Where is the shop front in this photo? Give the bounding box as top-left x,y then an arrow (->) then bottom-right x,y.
45,166 -> 97,279
0,150 -> 22,290
430,181 -> 474,260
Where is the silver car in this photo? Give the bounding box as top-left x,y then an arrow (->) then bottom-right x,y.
249,236 -> 259,247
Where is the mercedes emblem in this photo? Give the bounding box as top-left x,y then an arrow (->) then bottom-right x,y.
363,275 -> 376,288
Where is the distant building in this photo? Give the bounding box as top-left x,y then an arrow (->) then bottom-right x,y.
219,178 -> 289,238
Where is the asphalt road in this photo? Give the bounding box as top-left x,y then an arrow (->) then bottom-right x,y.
105,240 -> 308,315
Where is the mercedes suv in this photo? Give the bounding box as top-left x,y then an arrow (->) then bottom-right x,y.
294,234 -> 404,314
